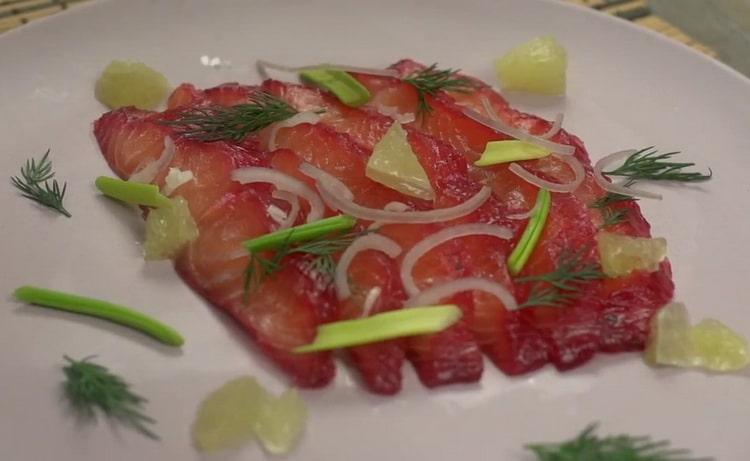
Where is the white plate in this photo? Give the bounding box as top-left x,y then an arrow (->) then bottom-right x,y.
1,0 -> 749,459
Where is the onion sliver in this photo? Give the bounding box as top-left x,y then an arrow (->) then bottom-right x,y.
509,154 -> 585,193
270,190 -> 300,230
300,163 -> 491,224
257,60 -> 399,80
400,224 -> 512,297
540,113 -> 564,139
129,136 -> 175,184
406,277 -> 518,311
462,107 -> 575,155
335,234 -> 402,300
593,149 -> 663,199
267,111 -> 321,151
231,167 -> 324,223
361,287 -> 382,318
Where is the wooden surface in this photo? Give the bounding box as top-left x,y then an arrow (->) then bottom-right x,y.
0,0 -> 719,60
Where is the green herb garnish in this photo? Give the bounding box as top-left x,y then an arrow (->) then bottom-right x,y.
604,147 -> 712,183
294,304 -> 461,353
508,189 -> 551,275
164,92 -> 297,142
300,68 -> 371,107
95,176 -> 172,208
242,215 -> 358,293
599,207 -> 628,229
63,356 -> 158,439
527,423 -> 712,461
11,149 -> 71,217
589,191 -> 635,209
516,247 -> 604,308
14,286 -> 184,346
474,140 -> 550,166
403,64 -> 475,115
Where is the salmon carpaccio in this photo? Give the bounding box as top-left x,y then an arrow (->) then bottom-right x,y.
93,59 -> 673,395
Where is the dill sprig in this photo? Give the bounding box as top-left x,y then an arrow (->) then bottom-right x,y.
62,356 -> 158,440
599,207 -> 628,229
589,191 -> 635,209
243,229 -> 371,295
11,149 -> 71,217
527,423 -> 712,461
604,147 -> 712,183
516,247 -> 604,308
403,64 -> 475,115
164,92 -> 297,142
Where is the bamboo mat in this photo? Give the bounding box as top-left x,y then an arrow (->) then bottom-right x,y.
0,0 -> 718,58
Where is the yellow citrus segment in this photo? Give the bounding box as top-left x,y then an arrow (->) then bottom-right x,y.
690,319 -> 750,371
253,388 -> 308,455
597,231 -> 667,277
143,196 -> 199,260
192,377 -> 270,453
645,303 -> 750,372
495,36 -> 567,95
365,122 -> 435,200
95,60 -> 169,110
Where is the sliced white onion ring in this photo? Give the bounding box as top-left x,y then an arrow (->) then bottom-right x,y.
462,107 -> 575,155
368,202 -> 411,230
593,149 -> 663,199
360,287 -> 382,318
269,190 -> 300,229
231,167 -> 324,223
406,276 -> 518,311
509,154 -> 585,193
540,113 -> 564,139
129,136 -> 175,184
335,234 -> 402,300
257,60 -> 399,80
300,163 -> 491,224
267,111 -> 321,151
506,199 -> 540,220
400,224 -> 512,297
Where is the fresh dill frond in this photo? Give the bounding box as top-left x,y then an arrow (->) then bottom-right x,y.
589,191 -> 635,209
62,356 -> 158,440
403,64 -> 475,115
164,92 -> 297,142
604,147 -> 712,183
11,150 -> 71,217
516,247 -> 604,308
599,207 -> 628,229
243,229 -> 371,296
527,423 -> 712,461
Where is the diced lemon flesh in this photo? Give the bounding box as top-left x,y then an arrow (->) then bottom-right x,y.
192,376 -> 307,455
365,122 -> 434,200
143,196 -> 199,260
192,377 -> 270,453
495,36 -> 567,95
253,389 -> 308,455
645,303 -> 750,372
95,60 -> 169,110
597,231 -> 667,277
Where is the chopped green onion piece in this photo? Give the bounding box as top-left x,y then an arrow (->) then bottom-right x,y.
508,189 -> 551,275
294,305 -> 461,353
14,286 -> 184,347
300,69 -> 371,107
474,140 -> 549,167
243,214 -> 356,253
95,176 -> 171,208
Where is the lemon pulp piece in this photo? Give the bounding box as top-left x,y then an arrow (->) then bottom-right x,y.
192,377 -> 271,453
253,389 -> 308,455
690,319 -> 750,371
495,36 -> 567,95
365,122 -> 435,200
143,196 -> 199,260
597,231 -> 667,277
95,60 -> 169,110
644,302 -> 696,367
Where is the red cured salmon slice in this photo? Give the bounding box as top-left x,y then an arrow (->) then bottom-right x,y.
177,187 -> 336,387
